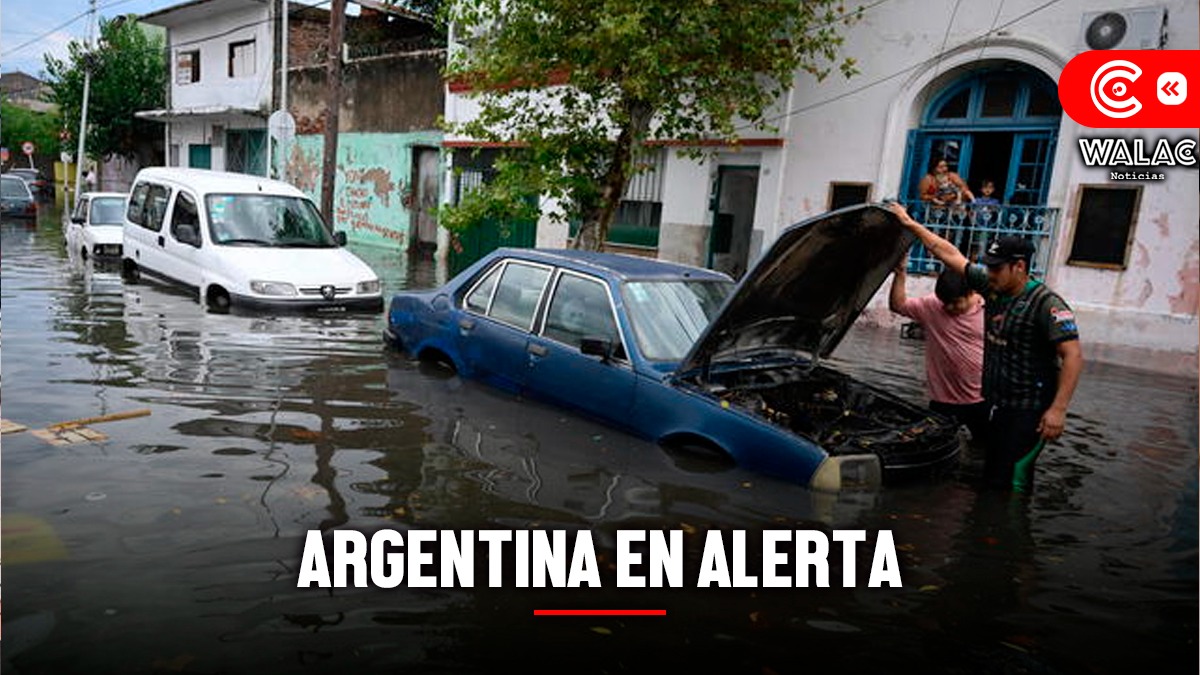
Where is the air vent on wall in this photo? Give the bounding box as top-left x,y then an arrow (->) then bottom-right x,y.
1078,7 -> 1167,51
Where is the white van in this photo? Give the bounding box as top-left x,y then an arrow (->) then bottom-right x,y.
122,168 -> 383,313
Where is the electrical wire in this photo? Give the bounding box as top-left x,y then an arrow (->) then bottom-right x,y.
930,0 -> 965,82
977,0 -> 1008,61
3,0 -> 339,60
744,0 -> 1068,130
1,0 -> 142,57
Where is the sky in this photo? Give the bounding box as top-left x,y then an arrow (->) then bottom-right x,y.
2,0 -> 182,77
1,0 -> 353,78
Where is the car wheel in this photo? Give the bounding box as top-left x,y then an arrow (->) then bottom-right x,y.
121,259 -> 140,283
661,438 -> 736,473
417,348 -> 458,375
206,287 -> 231,314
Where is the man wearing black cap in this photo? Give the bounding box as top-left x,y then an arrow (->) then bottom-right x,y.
886,203 -> 1083,492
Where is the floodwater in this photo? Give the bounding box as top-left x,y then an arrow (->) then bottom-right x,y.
2,204 -> 1196,674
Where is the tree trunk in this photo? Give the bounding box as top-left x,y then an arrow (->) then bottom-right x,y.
573,100 -> 651,251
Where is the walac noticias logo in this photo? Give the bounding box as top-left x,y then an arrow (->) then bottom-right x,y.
1059,50 -> 1199,180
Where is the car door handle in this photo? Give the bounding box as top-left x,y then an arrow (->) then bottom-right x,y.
527,343 -> 548,357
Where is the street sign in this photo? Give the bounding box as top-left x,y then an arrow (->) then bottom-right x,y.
22,141 -> 36,156
268,110 -> 296,144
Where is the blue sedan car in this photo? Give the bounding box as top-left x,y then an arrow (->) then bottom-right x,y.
384,204 -> 961,490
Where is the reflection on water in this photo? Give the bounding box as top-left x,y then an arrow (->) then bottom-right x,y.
2,207 -> 1196,674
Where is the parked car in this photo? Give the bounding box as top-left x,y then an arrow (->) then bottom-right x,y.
1,174 -> 37,220
121,167 -> 383,313
383,204 -> 962,491
66,191 -> 127,260
7,167 -> 51,200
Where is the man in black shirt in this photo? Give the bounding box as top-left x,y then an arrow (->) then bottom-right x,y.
887,203 -> 1083,492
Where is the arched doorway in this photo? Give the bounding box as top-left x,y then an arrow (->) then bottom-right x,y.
900,64 -> 1063,273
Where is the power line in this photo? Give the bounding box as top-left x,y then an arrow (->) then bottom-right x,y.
930,0 -> 965,82
0,0 -> 142,58
977,0 -> 1009,61
747,0 -> 1068,129
167,0 -> 332,51
1,0 -> 337,61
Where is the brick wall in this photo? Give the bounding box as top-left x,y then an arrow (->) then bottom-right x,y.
287,50 -> 445,134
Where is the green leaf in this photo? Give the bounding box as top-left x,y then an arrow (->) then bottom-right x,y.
442,0 -> 857,249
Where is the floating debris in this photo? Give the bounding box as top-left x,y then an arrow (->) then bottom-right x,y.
805,619 -> 861,633
26,409 -> 152,446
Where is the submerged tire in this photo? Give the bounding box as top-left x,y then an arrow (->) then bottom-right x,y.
417,349 -> 457,375
206,287 -> 231,313
121,259 -> 139,283
660,437 -> 736,473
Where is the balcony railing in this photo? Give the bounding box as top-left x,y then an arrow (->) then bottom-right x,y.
898,199 -> 1060,276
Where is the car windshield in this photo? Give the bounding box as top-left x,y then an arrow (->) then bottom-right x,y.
622,280 -> 733,362
90,196 -> 125,225
205,194 -> 334,247
2,176 -> 31,198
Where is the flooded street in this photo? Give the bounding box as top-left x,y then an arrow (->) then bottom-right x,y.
2,205 -> 1196,674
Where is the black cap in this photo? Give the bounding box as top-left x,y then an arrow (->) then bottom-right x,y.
981,235 -> 1035,266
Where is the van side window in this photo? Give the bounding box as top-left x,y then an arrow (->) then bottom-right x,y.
127,182 -> 170,231
144,184 -> 171,232
170,192 -> 201,247
126,183 -> 150,225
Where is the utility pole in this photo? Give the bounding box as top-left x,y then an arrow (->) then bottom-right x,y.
279,0 -> 290,181
319,0 -> 346,221
281,0 -> 289,114
73,0 -> 97,207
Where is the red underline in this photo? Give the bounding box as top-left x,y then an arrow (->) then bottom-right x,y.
534,609 -> 667,616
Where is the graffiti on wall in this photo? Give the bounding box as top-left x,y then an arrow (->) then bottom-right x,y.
286,131 -> 442,248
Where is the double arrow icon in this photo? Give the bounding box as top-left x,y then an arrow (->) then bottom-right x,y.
1156,72 -> 1187,105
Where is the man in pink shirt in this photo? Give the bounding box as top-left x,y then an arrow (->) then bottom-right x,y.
890,261 -> 987,442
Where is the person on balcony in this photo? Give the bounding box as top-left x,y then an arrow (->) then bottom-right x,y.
887,202 -> 1083,494
919,158 -> 975,210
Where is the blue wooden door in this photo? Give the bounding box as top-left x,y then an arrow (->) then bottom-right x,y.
1006,132 -> 1056,205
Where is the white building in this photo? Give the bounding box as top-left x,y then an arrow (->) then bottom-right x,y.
137,0 -> 276,174
444,0 -> 1199,372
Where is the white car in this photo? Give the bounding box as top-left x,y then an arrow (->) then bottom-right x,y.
121,168 -> 383,313
67,192 -> 127,261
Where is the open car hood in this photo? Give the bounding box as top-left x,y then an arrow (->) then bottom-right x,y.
677,204 -> 914,378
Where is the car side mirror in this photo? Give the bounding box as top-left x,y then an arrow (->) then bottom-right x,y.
579,337 -> 614,361
71,216 -> 85,224
176,223 -> 201,247
334,231 -> 347,246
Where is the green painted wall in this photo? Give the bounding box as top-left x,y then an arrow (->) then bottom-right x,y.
284,131 -> 442,249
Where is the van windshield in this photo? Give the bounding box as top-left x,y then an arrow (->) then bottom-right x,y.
205,194 -> 335,247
